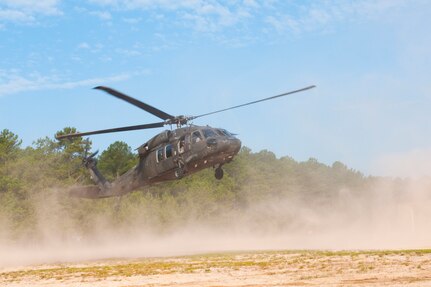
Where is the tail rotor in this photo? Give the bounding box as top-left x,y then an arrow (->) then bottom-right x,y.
83,142 -> 99,168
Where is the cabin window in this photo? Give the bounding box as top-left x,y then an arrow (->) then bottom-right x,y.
156,148 -> 164,162
203,129 -> 217,138
165,144 -> 173,158
191,131 -> 203,143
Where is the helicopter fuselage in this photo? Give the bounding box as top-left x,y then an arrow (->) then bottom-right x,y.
70,125 -> 241,198
140,125 -> 241,183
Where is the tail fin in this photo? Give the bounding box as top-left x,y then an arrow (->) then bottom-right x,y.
70,150 -> 143,199
83,154 -> 110,189
70,151 -> 114,199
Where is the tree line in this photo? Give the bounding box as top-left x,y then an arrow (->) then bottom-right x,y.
0,128 -> 397,243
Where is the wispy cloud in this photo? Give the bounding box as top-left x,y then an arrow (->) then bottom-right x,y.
122,17 -> 141,24
84,0 -> 418,44
265,0 -> 410,34
115,48 -> 142,57
90,10 -> 112,20
89,0 -> 256,33
0,0 -> 61,24
1,0 -> 61,14
76,42 -> 104,54
0,71 -> 131,97
0,9 -> 34,22
77,42 -> 90,49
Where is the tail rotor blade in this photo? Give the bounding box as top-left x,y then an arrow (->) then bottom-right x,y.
88,150 -> 99,159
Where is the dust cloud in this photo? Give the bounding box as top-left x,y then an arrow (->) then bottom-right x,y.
0,174 -> 430,268
371,147 -> 431,178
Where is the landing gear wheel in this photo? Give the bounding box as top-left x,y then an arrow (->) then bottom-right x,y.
175,167 -> 184,179
215,167 -> 224,180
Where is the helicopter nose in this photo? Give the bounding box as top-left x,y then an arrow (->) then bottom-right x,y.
206,138 -> 218,147
228,138 -> 242,154
208,137 -> 241,155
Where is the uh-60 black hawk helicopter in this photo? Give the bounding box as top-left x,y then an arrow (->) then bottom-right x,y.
56,85 -> 316,199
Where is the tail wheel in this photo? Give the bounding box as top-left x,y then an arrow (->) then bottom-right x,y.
215,167 -> 224,180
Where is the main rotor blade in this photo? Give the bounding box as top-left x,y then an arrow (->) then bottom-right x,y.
94,86 -> 175,121
191,85 -> 316,120
55,122 -> 165,140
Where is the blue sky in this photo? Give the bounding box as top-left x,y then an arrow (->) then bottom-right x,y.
0,0 -> 430,177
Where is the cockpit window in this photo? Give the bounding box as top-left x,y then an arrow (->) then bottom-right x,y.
156,148 -> 164,162
216,129 -> 233,137
224,129 -> 233,137
165,144 -> 172,158
203,129 -> 217,138
191,131 -> 203,144
215,129 -> 225,136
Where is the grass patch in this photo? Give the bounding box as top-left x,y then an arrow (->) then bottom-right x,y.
2,249 -> 431,282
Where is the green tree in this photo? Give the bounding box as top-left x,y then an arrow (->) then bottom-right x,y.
55,127 -> 91,160
98,141 -> 136,180
0,130 -> 23,192
0,129 -> 22,164
53,128 -> 93,182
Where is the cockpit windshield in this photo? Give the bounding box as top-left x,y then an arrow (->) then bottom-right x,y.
216,129 -> 234,137
202,128 -> 217,138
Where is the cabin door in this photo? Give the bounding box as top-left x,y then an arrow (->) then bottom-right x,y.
155,144 -> 176,174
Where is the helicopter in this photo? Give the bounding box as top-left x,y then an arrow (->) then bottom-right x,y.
56,85 -> 316,199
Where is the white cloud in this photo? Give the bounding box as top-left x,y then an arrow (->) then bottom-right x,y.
0,0 -> 61,23
243,0 -> 259,8
1,0 -> 60,14
0,71 -> 131,97
115,48 -> 142,57
76,42 -> 105,53
265,0 -> 411,34
123,17 -> 141,24
89,0 -> 198,10
265,15 -> 299,34
87,0 -> 414,36
77,42 -> 90,49
88,0 -> 256,32
90,10 -> 112,20
0,9 -> 34,22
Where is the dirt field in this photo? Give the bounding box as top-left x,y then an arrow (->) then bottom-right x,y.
1,250 -> 431,287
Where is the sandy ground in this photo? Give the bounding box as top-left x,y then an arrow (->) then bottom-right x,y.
1,250 -> 431,287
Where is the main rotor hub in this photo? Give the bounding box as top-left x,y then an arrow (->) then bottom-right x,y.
165,115 -> 192,127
